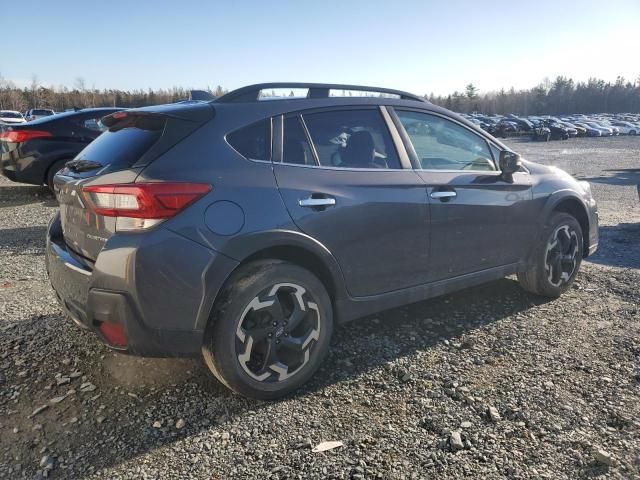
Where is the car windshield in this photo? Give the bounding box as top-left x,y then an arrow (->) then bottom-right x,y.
32,109 -> 53,115
0,111 -> 23,118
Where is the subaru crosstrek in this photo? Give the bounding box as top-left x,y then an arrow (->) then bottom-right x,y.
46,83 -> 599,399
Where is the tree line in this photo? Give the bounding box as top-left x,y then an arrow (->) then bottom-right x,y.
428,76 -> 640,115
0,74 -> 226,112
1,73 -> 639,115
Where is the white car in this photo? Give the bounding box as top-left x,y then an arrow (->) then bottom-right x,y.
25,108 -> 55,121
585,122 -> 614,136
609,121 -> 638,135
0,110 -> 26,124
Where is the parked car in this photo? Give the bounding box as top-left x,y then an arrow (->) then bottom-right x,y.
25,108 -> 55,121
573,122 -> 602,137
609,121 -> 638,135
559,121 -> 586,137
0,107 -> 122,190
544,121 -> 571,140
585,121 -> 614,136
46,83 -> 599,399
0,110 -> 26,124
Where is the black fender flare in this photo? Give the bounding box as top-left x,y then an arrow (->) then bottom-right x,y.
207,228 -> 350,321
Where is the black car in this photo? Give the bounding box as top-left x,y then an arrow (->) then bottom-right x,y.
544,121 -> 571,140
46,83 -> 598,399
0,108 -> 122,189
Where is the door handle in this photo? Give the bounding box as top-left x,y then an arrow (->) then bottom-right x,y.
299,197 -> 336,208
430,191 -> 457,200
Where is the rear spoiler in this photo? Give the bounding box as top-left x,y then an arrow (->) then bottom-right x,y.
102,102 -> 215,128
190,90 -> 216,101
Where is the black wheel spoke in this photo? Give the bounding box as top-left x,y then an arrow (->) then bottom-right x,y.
285,307 -> 306,332
245,325 -> 272,341
259,340 -> 279,372
280,334 -> 306,352
265,296 -> 286,321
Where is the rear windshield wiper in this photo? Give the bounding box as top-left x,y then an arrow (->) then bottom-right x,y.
65,160 -> 103,172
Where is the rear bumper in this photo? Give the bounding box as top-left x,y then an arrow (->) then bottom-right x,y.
46,213 -> 239,357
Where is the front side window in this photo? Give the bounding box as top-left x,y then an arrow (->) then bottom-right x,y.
396,110 -> 496,171
227,119 -> 272,161
302,109 -> 400,169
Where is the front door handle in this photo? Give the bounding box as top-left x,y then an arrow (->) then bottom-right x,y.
430,191 -> 457,200
299,197 -> 336,208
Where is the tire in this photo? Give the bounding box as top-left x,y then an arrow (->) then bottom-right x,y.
202,260 -> 333,399
630,130 -> 636,136
517,212 -> 583,298
46,159 -> 69,192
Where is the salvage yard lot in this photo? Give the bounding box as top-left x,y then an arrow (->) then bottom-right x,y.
1,137 -> 639,479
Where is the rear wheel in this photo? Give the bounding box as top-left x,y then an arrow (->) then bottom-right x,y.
517,212 -> 583,297
203,260 -> 333,399
46,159 -> 69,192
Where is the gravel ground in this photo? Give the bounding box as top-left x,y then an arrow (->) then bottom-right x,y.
0,136 -> 638,479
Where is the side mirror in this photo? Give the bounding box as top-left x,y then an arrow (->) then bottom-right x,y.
499,151 -> 522,177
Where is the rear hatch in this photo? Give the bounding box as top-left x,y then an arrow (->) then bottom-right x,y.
55,102 -> 215,262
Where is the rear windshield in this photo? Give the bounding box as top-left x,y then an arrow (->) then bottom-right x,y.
74,116 -> 164,169
32,109 -> 53,115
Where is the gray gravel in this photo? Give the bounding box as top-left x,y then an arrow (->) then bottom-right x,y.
1,136 -> 639,479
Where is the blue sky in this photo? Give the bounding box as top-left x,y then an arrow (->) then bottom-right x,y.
2,0 -> 639,95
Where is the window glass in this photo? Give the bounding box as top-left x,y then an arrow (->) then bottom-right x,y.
0,111 -> 23,119
259,88 -> 308,100
74,116 -> 164,169
227,119 -> 272,161
81,117 -> 107,132
302,109 -> 400,169
397,110 -> 496,171
283,116 -> 316,165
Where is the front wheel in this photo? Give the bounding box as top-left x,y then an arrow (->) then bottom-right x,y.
517,212 -> 583,297
203,260 -> 333,399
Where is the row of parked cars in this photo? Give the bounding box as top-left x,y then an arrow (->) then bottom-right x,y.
0,108 -> 58,124
461,112 -> 640,140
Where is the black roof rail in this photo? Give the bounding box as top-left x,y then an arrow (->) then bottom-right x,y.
214,82 -> 426,103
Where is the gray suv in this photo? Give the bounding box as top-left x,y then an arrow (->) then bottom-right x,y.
46,83 -> 599,399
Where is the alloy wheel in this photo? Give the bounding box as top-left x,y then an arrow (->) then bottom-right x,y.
545,225 -> 579,287
235,283 -> 321,382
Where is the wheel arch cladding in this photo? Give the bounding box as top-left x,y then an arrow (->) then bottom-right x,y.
550,197 -> 590,256
241,246 -> 337,303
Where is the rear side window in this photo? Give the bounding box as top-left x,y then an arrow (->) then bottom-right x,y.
227,119 -> 271,161
282,116 -> 316,165
74,116 -> 164,169
302,109 -> 400,169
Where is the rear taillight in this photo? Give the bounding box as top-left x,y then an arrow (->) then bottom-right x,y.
82,182 -> 211,231
0,130 -> 52,143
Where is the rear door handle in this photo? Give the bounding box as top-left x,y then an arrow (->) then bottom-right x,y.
430,191 -> 457,200
299,197 -> 336,208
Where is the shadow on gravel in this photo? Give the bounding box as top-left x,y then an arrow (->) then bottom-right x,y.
580,168 -> 640,199
0,225 -> 48,255
0,184 -> 56,209
32,277 -> 554,476
587,223 -> 640,269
